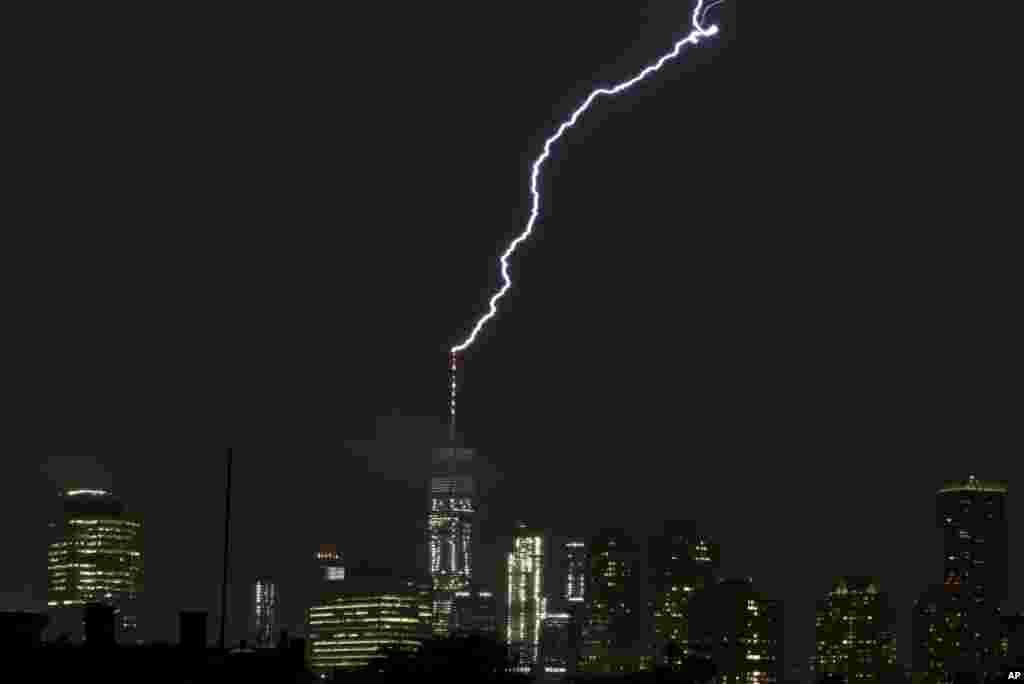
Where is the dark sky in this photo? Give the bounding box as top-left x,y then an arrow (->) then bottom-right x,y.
5,0 -> 1021,673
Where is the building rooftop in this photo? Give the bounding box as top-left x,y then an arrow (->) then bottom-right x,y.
937,475 -> 1008,494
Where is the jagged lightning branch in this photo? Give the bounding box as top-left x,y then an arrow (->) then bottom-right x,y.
450,0 -> 720,355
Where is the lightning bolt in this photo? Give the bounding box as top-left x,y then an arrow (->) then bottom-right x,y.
451,0 -> 721,355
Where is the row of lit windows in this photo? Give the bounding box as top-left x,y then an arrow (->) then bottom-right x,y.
68,518 -> 140,526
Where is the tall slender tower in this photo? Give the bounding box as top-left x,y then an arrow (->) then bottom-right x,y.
507,522 -> 546,672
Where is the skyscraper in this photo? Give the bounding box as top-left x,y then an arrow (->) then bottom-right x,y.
252,578 -> 278,648
563,539 -> 588,605
47,489 -> 143,641
428,445 -> 475,635
814,577 -> 898,683
507,521 -> 546,672
689,577 -> 784,684
648,520 -> 719,666
935,476 -> 1008,605
912,476 -> 1010,682
580,528 -> 647,674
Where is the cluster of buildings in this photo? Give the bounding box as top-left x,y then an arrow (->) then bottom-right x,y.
40,463 -> 1021,682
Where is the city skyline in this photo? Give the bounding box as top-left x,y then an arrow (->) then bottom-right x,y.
6,0 -> 1023,677
4,450 -> 1019,676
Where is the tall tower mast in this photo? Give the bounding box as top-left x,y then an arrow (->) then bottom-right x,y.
448,352 -> 459,444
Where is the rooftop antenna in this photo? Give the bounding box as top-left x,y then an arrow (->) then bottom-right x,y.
448,352 -> 459,447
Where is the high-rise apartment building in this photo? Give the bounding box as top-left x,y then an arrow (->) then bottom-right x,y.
428,445 -> 475,635
507,522 -> 546,672
648,520 -> 720,666
47,489 -> 143,641
814,577 -> 897,683
253,578 -> 278,648
305,568 -> 431,674
689,577 -> 784,684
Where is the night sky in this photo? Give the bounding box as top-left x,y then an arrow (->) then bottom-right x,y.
5,0 -> 1021,674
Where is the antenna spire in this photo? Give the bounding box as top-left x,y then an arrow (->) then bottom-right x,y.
448,352 -> 458,444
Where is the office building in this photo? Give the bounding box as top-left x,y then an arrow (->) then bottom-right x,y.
507,521 -> 546,672
428,445 -> 476,635
46,489 -> 143,641
814,577 -> 898,683
579,528 -> 648,674
305,567 -> 431,674
540,607 -> 575,678
564,539 -> 588,605
253,578 -> 278,648
912,476 -> 1010,683
648,520 -> 720,666
689,577 -> 784,684
936,476 -> 1008,605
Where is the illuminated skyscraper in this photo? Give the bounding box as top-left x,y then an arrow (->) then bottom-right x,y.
814,577 -> 897,683
563,539 -> 588,605
689,578 -> 783,684
507,522 -> 546,672
580,529 -> 647,674
253,578 -> 278,648
428,445 -> 475,635
648,520 -> 719,666
305,568 -> 431,674
912,476 -> 1010,682
47,489 -> 143,641
316,544 -> 345,582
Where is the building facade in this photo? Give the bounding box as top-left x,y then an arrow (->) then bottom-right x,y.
450,586 -> 498,636
46,489 -> 143,641
540,608 -> 575,677
814,576 -> 898,683
912,476 -> 1009,683
429,446 -> 476,635
935,476 -> 1008,606
689,578 -> 784,684
253,578 -> 278,648
579,528 -> 648,674
305,569 -> 431,674
564,539 -> 588,606
648,520 -> 720,666
317,544 -> 345,582
507,522 -> 546,672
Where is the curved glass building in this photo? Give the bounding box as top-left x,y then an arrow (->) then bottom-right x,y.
46,489 -> 143,640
